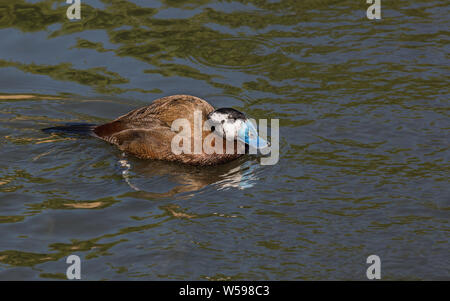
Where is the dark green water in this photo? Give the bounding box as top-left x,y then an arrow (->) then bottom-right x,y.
0,0 -> 448,280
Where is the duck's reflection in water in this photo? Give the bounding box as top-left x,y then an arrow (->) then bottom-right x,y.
118,154 -> 261,200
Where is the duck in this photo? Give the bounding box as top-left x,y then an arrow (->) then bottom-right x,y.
44,95 -> 268,166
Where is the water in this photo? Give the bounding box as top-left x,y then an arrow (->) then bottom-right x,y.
0,0 -> 448,280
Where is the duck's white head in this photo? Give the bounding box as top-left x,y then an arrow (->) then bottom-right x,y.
206,108 -> 268,149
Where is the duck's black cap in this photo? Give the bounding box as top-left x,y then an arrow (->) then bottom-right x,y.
209,108 -> 246,120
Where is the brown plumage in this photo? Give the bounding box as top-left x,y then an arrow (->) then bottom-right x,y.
93,95 -> 242,165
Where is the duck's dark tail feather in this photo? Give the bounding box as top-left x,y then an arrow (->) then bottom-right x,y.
42,123 -> 96,136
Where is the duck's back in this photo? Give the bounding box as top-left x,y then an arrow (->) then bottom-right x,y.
94,95 -> 214,138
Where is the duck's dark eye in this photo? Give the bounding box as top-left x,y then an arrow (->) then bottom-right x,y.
211,126 -> 215,132
221,120 -> 225,124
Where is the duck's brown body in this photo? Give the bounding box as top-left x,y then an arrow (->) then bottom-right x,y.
93,95 -> 241,165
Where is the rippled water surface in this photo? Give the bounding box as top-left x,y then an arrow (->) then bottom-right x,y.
0,0 -> 449,280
